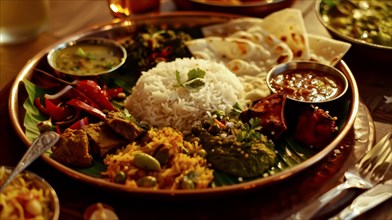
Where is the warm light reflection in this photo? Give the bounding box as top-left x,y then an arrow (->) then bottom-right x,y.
108,2 -> 131,17
109,4 -> 119,13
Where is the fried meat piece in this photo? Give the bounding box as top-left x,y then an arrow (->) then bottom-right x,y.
240,92 -> 287,140
294,106 -> 338,149
51,128 -> 93,168
105,111 -> 145,141
83,122 -> 128,157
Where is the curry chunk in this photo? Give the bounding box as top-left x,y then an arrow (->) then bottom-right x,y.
83,122 -> 128,157
105,111 -> 145,141
51,128 -> 93,168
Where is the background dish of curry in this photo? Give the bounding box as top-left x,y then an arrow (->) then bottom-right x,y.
8,12 -> 360,197
173,0 -> 295,17
315,0 -> 392,63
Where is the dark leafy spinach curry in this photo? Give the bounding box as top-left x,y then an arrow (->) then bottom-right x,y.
320,0 -> 392,47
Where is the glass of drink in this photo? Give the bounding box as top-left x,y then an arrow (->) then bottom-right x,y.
107,0 -> 161,18
0,0 -> 49,44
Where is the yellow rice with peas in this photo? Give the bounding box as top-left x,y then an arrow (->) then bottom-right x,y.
102,127 -> 214,189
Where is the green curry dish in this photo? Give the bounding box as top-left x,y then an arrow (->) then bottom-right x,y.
320,0 -> 392,47
190,112 -> 276,178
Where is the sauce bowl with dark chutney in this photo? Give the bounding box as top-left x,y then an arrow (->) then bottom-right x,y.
47,38 -> 127,77
266,61 -> 348,104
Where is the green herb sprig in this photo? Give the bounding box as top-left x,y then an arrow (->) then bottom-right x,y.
237,118 -> 262,145
175,68 -> 206,91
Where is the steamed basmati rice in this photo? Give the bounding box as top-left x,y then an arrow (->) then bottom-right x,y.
125,58 -> 244,133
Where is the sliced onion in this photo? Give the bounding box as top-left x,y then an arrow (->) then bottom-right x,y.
44,85 -> 73,100
55,109 -> 81,127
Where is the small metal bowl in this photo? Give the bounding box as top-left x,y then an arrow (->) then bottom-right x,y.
315,0 -> 392,63
47,37 -> 127,77
266,61 -> 349,104
0,166 -> 60,220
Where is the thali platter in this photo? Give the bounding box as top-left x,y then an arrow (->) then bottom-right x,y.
9,12 -> 360,197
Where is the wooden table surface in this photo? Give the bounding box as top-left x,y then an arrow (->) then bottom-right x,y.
1,1 -> 391,219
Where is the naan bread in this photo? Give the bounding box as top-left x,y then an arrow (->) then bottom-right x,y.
202,17 -> 264,37
260,8 -> 310,60
186,36 -> 291,76
229,26 -> 293,64
186,37 -> 278,103
186,37 -> 267,75
307,34 -> 351,66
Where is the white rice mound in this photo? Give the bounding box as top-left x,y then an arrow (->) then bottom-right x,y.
125,57 -> 244,133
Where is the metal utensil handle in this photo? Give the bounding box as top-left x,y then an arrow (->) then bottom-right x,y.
0,131 -> 59,192
331,179 -> 392,220
287,181 -> 348,219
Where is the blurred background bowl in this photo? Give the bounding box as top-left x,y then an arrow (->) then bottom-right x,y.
315,0 -> 392,63
173,0 -> 295,17
0,166 -> 60,220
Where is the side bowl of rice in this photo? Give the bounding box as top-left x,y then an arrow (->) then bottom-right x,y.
0,166 -> 60,220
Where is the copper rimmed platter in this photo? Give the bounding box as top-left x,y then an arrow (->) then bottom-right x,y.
8,12 -> 361,197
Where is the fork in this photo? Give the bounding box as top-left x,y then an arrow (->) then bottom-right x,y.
288,131 -> 392,220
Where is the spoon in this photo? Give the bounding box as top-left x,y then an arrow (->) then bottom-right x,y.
0,131 -> 60,192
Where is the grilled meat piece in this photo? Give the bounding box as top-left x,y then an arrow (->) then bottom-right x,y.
294,106 -> 338,149
51,128 -> 93,168
240,92 -> 287,140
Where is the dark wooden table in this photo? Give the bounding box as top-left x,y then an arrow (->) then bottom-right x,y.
1,1 -> 391,219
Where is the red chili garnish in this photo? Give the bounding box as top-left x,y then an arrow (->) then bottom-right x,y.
64,87 -> 100,109
68,117 -> 89,130
34,97 -> 73,121
104,87 -> 123,100
160,46 -> 173,57
44,98 -> 73,121
56,125 -> 62,134
67,99 -> 106,121
34,97 -> 50,116
75,80 -> 116,111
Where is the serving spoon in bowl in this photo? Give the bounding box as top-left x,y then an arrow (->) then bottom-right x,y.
0,131 -> 60,192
